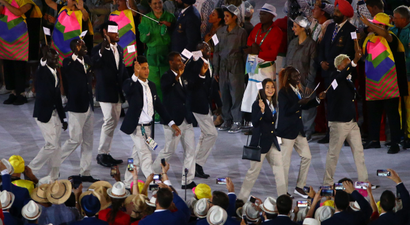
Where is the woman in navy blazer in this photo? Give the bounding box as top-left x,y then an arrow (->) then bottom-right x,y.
277,66 -> 326,198
238,78 -> 287,200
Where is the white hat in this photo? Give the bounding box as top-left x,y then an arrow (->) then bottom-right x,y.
259,3 -> 277,17
22,200 -> 42,220
243,202 -> 260,222
194,198 -> 211,218
145,190 -> 157,207
0,190 -> 15,210
297,206 -> 310,222
350,201 -> 360,211
261,197 -> 277,214
290,16 -> 310,29
38,176 -> 52,186
1,158 -> 14,175
303,218 -> 321,225
244,1 -> 254,18
207,205 -> 227,225
223,4 -> 240,16
315,206 -> 335,222
107,182 -> 130,199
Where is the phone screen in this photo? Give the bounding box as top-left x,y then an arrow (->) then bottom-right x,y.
153,174 -> 162,184
303,186 -> 310,193
216,178 -> 226,185
110,166 -> 116,176
354,181 -> 369,190
297,200 -> 308,207
127,158 -> 134,171
377,169 -> 391,177
249,196 -> 256,204
320,186 -> 332,190
321,189 -> 333,197
334,183 -> 344,190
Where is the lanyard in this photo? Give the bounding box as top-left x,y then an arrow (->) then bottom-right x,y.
141,125 -> 148,138
255,26 -> 273,47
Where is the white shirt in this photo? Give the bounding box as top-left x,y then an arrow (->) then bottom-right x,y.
72,54 -> 87,73
40,59 -> 58,87
132,75 -> 175,127
181,5 -> 190,14
99,43 -> 120,69
334,19 -> 348,37
171,70 -> 183,86
199,57 -> 212,78
155,209 -> 167,213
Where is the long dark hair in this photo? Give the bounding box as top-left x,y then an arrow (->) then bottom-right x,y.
214,8 -> 225,26
108,198 -> 125,224
255,78 -> 277,108
279,66 -> 301,92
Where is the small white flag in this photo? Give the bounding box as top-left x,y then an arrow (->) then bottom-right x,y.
181,49 -> 193,60
256,82 -> 263,90
80,30 -> 88,38
192,50 -> 203,60
127,45 -> 136,53
212,34 -> 219,45
331,79 -> 338,90
107,25 -> 118,33
43,27 -> 51,36
350,32 -> 357,40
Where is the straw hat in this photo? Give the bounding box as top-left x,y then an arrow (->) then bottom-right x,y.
260,197 -> 277,214
207,205 -> 227,225
0,190 -> 15,210
242,202 -> 260,222
46,180 -> 72,204
107,182 -> 130,199
88,181 -> 112,191
194,198 -> 211,218
22,200 -> 42,220
1,158 -> 14,175
31,184 -> 50,203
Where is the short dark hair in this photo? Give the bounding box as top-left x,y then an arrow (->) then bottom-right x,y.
69,38 -> 81,52
157,188 -> 173,209
99,21 -> 118,34
212,191 -> 229,210
380,190 -> 396,212
366,0 -> 384,10
337,178 -> 353,184
137,55 -> 148,64
276,195 -> 292,215
335,191 -> 350,211
168,51 -> 181,62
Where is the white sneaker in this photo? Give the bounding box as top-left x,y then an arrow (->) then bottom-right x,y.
0,85 -> 10,95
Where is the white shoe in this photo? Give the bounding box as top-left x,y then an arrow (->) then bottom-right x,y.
26,90 -> 35,99
0,86 -> 10,95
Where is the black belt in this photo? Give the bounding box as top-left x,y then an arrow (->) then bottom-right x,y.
138,123 -> 152,126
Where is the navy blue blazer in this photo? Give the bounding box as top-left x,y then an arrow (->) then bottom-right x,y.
250,100 -> 280,154
322,190 -> 372,225
277,88 -> 319,139
318,21 -> 356,84
120,78 -> 172,135
171,6 -> 201,52
196,217 -> 240,225
227,193 -> 237,217
160,69 -> 194,126
91,43 -> 128,103
70,217 -> 109,225
62,55 -> 94,113
139,192 -> 190,225
370,183 -> 410,225
1,174 -> 31,219
327,64 -> 357,122
33,65 -> 66,123
3,212 -> 23,225
263,215 -> 298,225
186,58 -> 222,115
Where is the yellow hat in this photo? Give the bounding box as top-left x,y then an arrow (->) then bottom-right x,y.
12,180 -> 35,195
376,201 -> 382,214
9,155 -> 25,174
194,184 -> 212,200
322,200 -> 335,208
369,13 -> 393,27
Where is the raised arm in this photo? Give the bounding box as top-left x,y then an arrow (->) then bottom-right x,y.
44,0 -> 57,11
0,0 -> 32,16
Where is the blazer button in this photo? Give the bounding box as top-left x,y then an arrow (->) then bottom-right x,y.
272,122 -> 274,124
271,131 -> 273,133
299,116 -> 301,119
352,99 -> 354,102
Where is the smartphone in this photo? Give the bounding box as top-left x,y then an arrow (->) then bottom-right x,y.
110,166 -> 117,177
149,184 -> 159,191
321,189 -> 334,197
377,169 -> 391,177
127,158 -> 134,171
249,195 -> 256,204
334,183 -> 345,190
153,174 -> 162,184
354,181 -> 370,190
216,178 -> 226,185
303,186 -> 310,193
242,215 -> 248,223
161,158 -> 166,167
320,186 -> 332,190
297,200 -> 308,207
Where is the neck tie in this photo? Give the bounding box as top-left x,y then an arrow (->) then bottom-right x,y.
332,25 -> 340,42
297,92 -> 302,100
142,82 -> 154,118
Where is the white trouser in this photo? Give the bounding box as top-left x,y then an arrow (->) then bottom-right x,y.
238,145 -> 287,200
124,125 -> 154,188
193,111 -> 218,166
153,120 -> 196,185
29,110 -> 62,180
98,102 -> 121,154
61,107 -> 94,176
281,135 -> 312,191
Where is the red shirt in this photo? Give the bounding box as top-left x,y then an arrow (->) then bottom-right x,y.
247,22 -> 283,62
273,16 -> 288,55
98,208 -> 131,225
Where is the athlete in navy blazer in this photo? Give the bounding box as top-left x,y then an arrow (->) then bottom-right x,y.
171,2 -> 201,52
1,174 -> 31,219
70,217 -> 109,225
